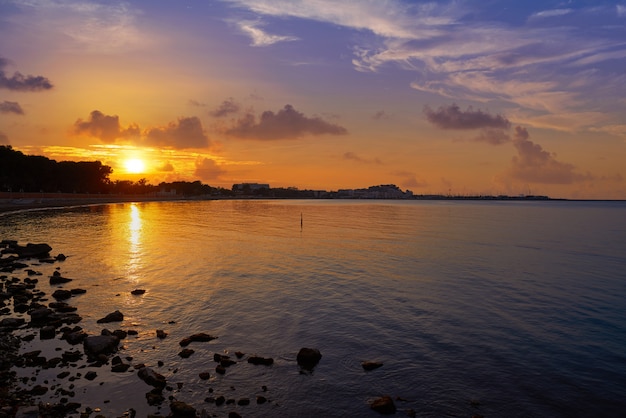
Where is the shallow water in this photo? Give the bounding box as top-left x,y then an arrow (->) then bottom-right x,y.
2,199 -> 626,417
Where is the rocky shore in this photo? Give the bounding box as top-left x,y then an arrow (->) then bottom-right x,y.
0,240 -> 403,417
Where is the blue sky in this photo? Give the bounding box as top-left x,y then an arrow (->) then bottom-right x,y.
1,0 -> 625,198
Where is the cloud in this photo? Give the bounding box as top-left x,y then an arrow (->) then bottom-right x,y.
237,20 -> 298,46
157,162 -> 175,172
371,110 -> 390,120
0,101 -> 24,115
343,151 -> 382,164
74,110 -> 139,143
145,116 -> 210,149
0,132 -> 8,144
508,126 -> 591,184
618,5 -> 626,17
424,104 -> 511,130
473,128 -> 511,145
529,9 -> 573,19
194,157 -> 226,182
0,57 -> 53,91
225,104 -> 348,140
210,98 -> 240,117
188,99 -> 206,107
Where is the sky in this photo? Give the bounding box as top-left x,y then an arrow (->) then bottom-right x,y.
1,0 -> 625,199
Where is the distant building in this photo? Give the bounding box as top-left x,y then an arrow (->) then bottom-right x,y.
157,187 -> 177,197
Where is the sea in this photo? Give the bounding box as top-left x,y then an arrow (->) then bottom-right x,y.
1,199 -> 625,417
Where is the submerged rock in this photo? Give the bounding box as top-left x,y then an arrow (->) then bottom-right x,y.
248,356 -> 274,366
179,332 -> 217,346
370,396 -> 396,414
362,361 -> 384,371
83,335 -> 120,356
297,347 -> 322,370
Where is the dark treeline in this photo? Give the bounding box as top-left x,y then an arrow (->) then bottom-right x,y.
0,145 -> 230,196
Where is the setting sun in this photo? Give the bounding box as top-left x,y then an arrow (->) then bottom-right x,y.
124,158 -> 146,174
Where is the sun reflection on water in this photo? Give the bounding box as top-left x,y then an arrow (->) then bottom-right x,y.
126,203 -> 143,284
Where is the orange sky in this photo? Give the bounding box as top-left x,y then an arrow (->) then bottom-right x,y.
1,1 -> 625,198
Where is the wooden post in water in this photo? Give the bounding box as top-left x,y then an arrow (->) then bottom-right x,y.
300,212 -> 303,230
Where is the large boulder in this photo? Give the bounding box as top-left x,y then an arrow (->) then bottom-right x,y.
96,310 -> 124,323
297,347 -> 322,370
12,243 -> 52,258
83,334 -> 120,356
169,401 -> 196,417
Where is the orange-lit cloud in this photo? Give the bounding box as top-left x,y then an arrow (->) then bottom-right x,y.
73,111 -> 210,149
194,157 -> 227,182
224,104 -> 348,140
144,117 -> 210,149
74,110 -> 139,143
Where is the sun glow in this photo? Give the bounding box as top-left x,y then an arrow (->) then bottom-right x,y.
124,158 -> 146,174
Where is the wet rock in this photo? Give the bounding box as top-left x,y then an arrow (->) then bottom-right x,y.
138,367 -> 167,389
96,310 -> 123,323
0,317 -> 25,328
85,371 -> 97,381
131,289 -> 146,295
62,350 -> 82,362
29,306 -> 53,322
29,385 -> 48,396
362,361 -> 383,371
215,396 -> 225,406
220,358 -> 236,367
170,400 -> 196,417
178,348 -> 195,358
235,351 -> 245,359
215,365 -> 226,375
40,325 -> 56,340
70,288 -> 86,295
83,334 -> 120,356
56,254 -> 67,261
370,396 -> 396,415
49,275 -> 72,285
247,356 -> 274,366
52,289 -> 72,300
146,389 -> 165,406
237,398 -> 250,406
297,347 -> 322,370
156,329 -> 167,339
15,405 -> 39,418
12,243 -> 52,258
112,329 -> 128,339
199,372 -> 211,380
179,332 -> 218,346
256,395 -> 267,404
111,362 -> 131,372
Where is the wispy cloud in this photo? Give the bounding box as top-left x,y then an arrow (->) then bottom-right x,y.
236,20 -> 298,46
223,1 -> 626,133
343,151 -> 382,165
210,98 -> 241,117
7,0 -> 149,53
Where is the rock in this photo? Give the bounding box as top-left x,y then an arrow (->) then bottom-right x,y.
85,371 -> 97,381
49,275 -> 72,285
40,325 -> 56,340
0,317 -> 25,328
29,307 -> 53,322
178,348 -> 195,358
170,401 -> 196,417
235,351 -> 245,358
83,335 -> 120,356
111,363 -> 131,372
138,367 -> 167,389
96,310 -> 124,323
237,398 -> 250,406
199,372 -> 210,380
56,254 -> 67,261
247,356 -> 274,366
70,288 -> 86,294
52,289 -> 72,300
179,332 -> 217,346
215,365 -> 226,375
370,396 -> 396,414
131,289 -> 146,295
215,396 -> 225,406
12,243 -> 52,258
146,390 -> 165,406
15,405 -> 40,418
228,412 -> 242,418
156,329 -> 167,339
362,361 -> 383,371
297,347 -> 322,370
256,396 -> 267,404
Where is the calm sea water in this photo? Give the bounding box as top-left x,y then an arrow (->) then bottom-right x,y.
1,200 -> 625,417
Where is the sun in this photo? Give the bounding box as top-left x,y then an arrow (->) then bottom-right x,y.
124,158 -> 146,174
